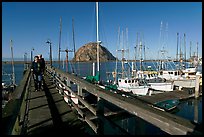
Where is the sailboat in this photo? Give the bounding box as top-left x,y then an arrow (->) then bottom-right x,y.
111,29 -> 151,96
156,32 -> 201,88
2,40 -> 17,109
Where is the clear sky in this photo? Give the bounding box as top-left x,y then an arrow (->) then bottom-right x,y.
2,2 -> 202,61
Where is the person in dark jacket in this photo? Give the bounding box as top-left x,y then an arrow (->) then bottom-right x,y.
38,54 -> 45,74
31,56 -> 43,91
38,54 -> 45,86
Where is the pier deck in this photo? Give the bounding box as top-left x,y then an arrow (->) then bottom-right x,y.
24,73 -> 88,135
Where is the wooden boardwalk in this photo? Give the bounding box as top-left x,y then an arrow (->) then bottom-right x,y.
24,73 -> 90,135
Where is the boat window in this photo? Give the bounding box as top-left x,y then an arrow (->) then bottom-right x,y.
128,80 -> 131,83
125,80 -> 127,83
119,80 -> 121,82
189,72 -> 196,75
170,72 -> 173,74
175,72 -> 177,75
160,71 -> 163,75
132,80 -> 134,83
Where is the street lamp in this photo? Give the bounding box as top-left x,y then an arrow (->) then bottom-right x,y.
46,39 -> 52,67
24,52 -> 28,70
31,48 -> 34,62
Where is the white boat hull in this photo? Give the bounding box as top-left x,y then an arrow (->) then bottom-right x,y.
173,79 -> 196,88
148,82 -> 173,91
118,86 -> 150,96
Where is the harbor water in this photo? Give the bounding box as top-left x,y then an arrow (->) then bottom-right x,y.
2,61 -> 202,135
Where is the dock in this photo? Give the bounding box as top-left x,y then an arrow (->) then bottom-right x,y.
138,87 -> 202,105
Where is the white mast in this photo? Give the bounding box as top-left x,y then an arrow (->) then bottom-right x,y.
96,2 -> 100,74
10,40 -> 16,87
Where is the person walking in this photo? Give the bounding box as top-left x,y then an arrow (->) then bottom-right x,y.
38,54 -> 45,74
38,54 -> 45,86
31,56 -> 43,91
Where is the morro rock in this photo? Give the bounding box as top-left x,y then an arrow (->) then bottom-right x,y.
73,42 -> 116,62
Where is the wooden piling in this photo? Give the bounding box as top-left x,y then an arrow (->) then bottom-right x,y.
195,75 -> 200,98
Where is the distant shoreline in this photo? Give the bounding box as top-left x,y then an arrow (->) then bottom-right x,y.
2,59 -> 191,64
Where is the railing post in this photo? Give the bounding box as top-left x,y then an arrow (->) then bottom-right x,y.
77,86 -> 82,96
66,78 -> 71,87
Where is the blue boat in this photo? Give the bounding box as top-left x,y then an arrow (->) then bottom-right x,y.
153,99 -> 180,111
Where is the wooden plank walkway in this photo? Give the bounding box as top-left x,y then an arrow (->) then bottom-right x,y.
24,73 -> 90,135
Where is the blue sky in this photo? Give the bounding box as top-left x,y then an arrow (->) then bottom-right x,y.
2,2 -> 202,61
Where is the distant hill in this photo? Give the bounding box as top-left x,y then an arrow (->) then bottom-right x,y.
72,42 -> 116,62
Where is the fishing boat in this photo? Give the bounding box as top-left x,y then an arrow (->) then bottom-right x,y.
117,78 -> 150,96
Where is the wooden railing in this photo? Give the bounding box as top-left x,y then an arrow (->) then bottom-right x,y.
46,65 -> 202,135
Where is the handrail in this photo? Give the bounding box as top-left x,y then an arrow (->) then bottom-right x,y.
2,68 -> 32,135
46,65 -> 201,135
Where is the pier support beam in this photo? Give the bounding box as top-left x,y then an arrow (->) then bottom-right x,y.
195,75 -> 200,98
193,99 -> 198,123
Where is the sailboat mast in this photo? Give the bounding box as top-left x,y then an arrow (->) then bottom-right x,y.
72,18 -> 76,61
96,2 -> 100,74
190,41 -> 192,59
58,17 -> 62,69
121,30 -> 125,78
115,27 -> 120,84
139,41 -> 142,71
196,42 -> 198,58
184,33 -> 186,63
176,32 -> 179,62
179,36 -> 182,69
10,40 -> 16,86
135,32 -> 138,71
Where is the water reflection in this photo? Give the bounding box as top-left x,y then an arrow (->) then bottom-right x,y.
173,97 -> 202,124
